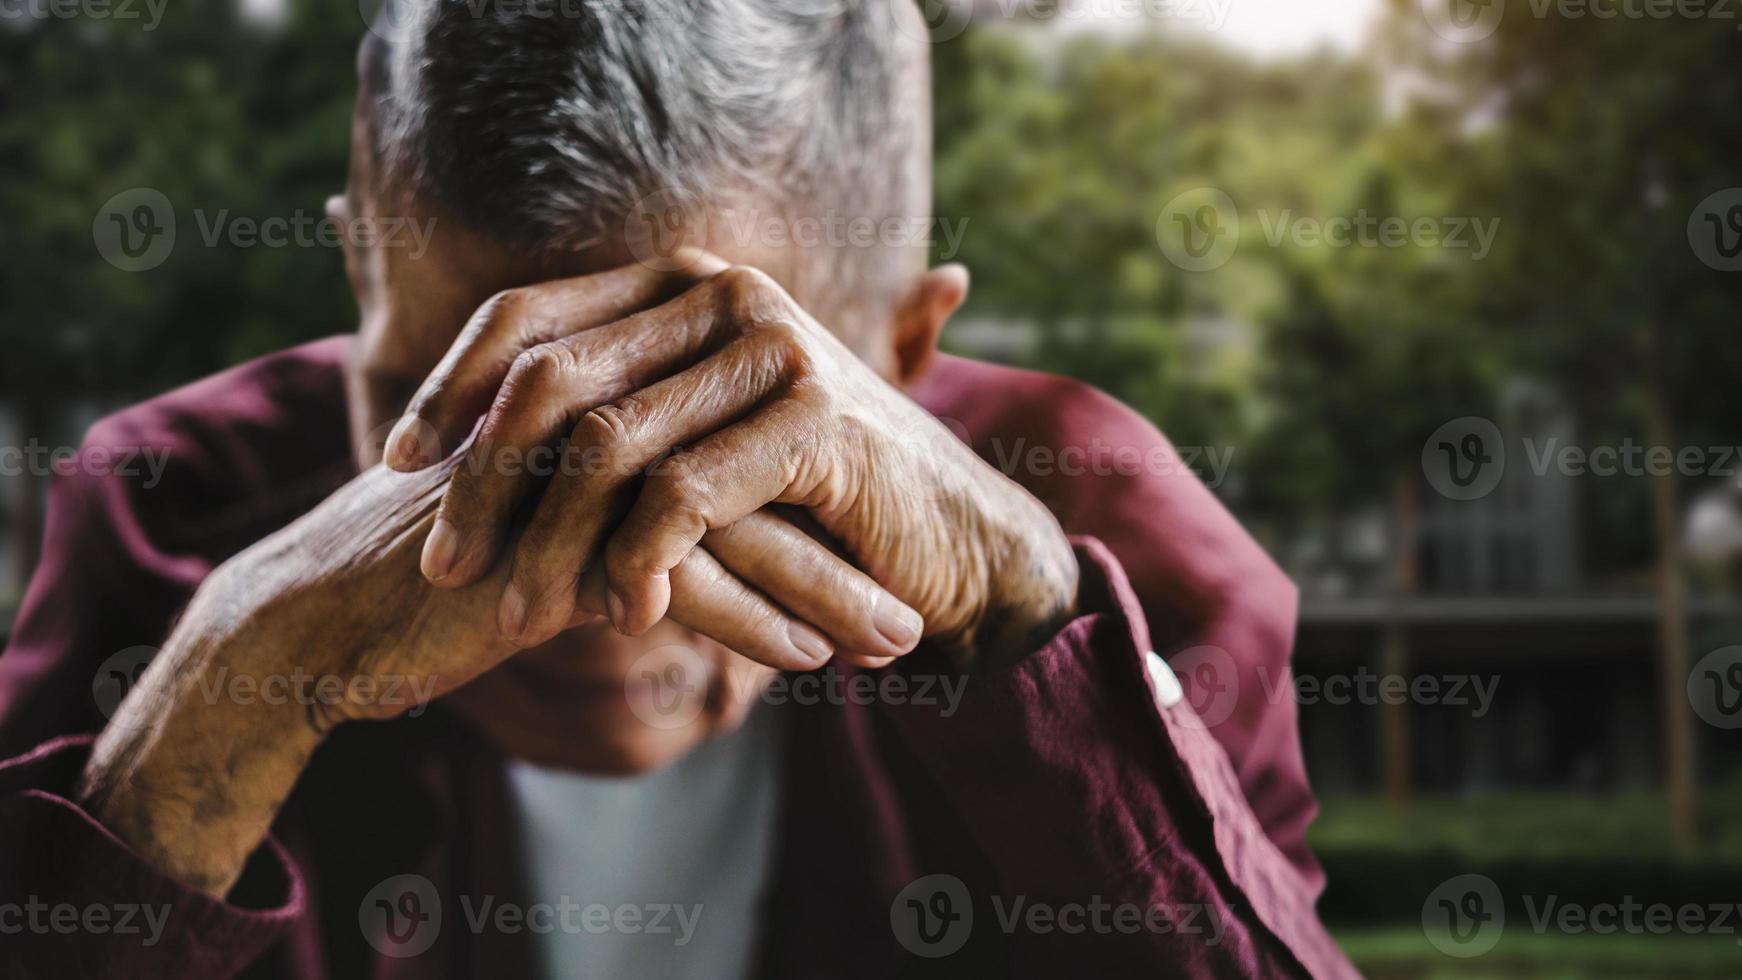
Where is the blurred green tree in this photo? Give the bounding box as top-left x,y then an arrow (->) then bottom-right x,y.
1382,0 -> 1742,837
0,0 -> 359,583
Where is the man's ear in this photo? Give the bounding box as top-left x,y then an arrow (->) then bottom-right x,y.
891,264 -> 969,387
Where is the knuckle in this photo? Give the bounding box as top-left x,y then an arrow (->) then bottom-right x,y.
573,405 -> 644,479
701,518 -> 746,549
716,263 -> 774,297
666,548 -> 705,589
475,287 -> 531,337
575,403 -> 634,451
759,324 -> 816,378
643,469 -> 716,536
715,264 -> 785,319
503,343 -> 569,401
789,374 -> 832,411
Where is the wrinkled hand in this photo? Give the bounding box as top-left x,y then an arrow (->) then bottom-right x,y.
77,444 -> 878,897
385,259 -> 1079,665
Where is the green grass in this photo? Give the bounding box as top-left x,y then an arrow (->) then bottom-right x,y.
1312,786 -> 1742,975
1337,927 -> 1742,979
1311,783 -> 1742,866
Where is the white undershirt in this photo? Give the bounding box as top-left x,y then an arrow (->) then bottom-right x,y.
506,705 -> 782,980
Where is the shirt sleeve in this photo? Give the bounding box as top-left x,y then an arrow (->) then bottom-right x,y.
0,420 -> 312,979
0,735 -> 306,980
880,537 -> 1356,979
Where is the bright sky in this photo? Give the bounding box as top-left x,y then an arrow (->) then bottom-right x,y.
242,0 -> 1385,60
1065,0 -> 1385,59
1199,0 -> 1383,57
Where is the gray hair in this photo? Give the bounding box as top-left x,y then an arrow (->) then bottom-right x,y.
362,0 -> 930,314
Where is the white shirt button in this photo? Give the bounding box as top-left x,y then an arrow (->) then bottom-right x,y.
1144,650 -> 1183,709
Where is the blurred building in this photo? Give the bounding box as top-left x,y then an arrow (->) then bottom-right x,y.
1292,385 -> 1741,799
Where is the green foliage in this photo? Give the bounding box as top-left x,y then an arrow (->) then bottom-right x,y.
5,7 -> 1733,562
1338,927 -> 1742,979
1383,0 -> 1742,451
0,0 -> 360,408
933,27 -> 1502,531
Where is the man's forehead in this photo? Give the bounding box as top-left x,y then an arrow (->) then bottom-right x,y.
357,182 -> 796,303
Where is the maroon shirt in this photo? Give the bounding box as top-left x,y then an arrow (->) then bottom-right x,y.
0,338 -> 1355,979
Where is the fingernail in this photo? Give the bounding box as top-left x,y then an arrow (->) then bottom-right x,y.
607,589 -> 629,635
422,518 -> 459,582
385,415 -> 425,469
874,596 -> 924,650
499,583 -> 529,642
787,621 -> 833,664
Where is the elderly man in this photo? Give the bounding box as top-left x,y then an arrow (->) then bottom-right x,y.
0,1 -> 1354,977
